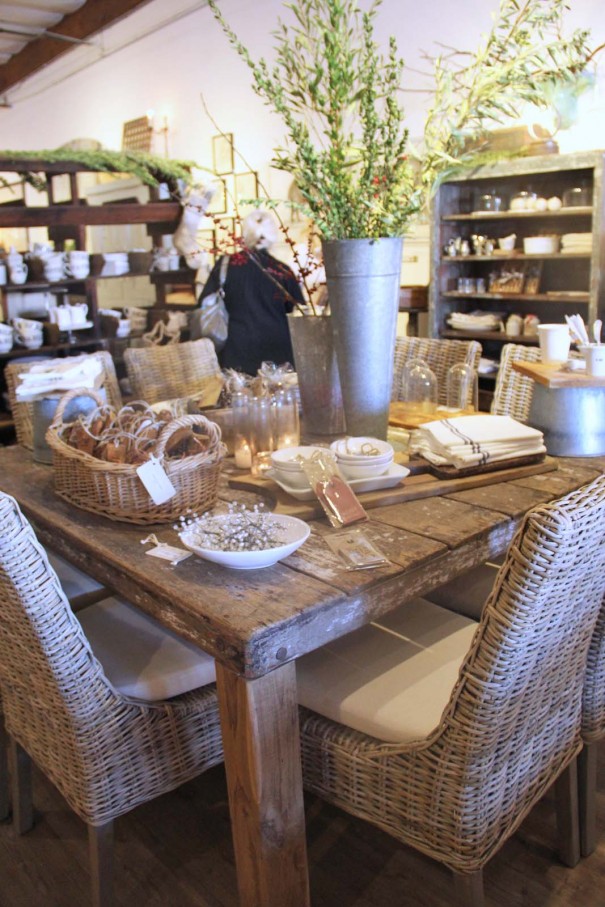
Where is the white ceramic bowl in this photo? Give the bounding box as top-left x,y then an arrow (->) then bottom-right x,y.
338,458 -> 393,480
523,235 -> 560,255
270,446 -> 328,471
180,514 -> 310,570
330,437 -> 394,462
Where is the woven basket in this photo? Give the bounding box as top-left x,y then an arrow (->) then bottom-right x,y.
46,389 -> 224,524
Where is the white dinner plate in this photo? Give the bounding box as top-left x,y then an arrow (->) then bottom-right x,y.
180,513 -> 310,569
265,462 -> 410,502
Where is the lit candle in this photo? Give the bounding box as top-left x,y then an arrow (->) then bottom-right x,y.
251,451 -> 272,477
277,432 -> 300,449
234,441 -> 252,470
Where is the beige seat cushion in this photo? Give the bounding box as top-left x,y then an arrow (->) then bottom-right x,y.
297,598 -> 477,743
78,596 -> 216,701
48,552 -> 105,598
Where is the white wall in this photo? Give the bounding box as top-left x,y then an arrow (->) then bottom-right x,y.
1,0 -> 605,185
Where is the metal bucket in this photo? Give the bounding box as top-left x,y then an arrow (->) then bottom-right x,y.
528,384 -> 605,456
33,390 -> 106,464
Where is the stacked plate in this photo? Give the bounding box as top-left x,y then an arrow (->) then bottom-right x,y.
561,233 -> 592,254
330,437 -> 394,479
447,311 -> 502,332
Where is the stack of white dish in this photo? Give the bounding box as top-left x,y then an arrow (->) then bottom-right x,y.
561,233 -> 592,254
523,235 -> 560,254
101,253 -> 129,277
270,446 -> 328,489
0,323 -> 14,353
448,311 -> 502,332
330,437 -> 394,479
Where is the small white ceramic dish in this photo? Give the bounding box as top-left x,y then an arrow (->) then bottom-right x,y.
338,457 -> 393,480
265,462 -> 410,501
330,437 -> 393,460
180,514 -> 310,569
271,445 -> 328,470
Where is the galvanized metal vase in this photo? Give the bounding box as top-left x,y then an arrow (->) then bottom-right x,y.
323,237 -> 403,439
287,313 -> 346,435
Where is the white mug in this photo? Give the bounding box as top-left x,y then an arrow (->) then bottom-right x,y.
583,344 -> 605,377
538,324 -> 570,364
9,262 -> 28,285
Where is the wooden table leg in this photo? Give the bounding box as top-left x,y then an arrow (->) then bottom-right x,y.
216,661 -> 310,907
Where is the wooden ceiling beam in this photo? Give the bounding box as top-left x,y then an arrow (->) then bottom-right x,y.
0,0 -> 154,94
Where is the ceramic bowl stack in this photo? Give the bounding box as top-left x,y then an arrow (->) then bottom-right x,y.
330,437 -> 394,479
0,323 -> 13,353
270,445 -> 328,488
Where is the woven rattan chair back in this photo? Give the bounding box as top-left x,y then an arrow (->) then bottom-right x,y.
391,336 -> 482,405
301,475 -> 605,897
578,592 -> 605,856
490,342 -> 542,422
0,493 -> 222,828
124,338 -> 220,403
5,351 -> 122,450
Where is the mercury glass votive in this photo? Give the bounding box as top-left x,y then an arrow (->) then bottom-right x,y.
273,388 -> 300,449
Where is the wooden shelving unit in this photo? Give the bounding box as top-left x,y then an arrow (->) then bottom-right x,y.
429,150 -> 605,405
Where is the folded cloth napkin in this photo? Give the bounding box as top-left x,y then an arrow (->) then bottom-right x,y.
409,414 -> 545,468
16,355 -> 104,400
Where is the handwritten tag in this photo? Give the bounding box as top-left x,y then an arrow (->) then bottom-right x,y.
136,455 -> 177,504
145,544 -> 192,566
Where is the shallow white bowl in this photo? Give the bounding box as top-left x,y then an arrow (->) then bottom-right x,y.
338,458 -> 393,480
180,514 -> 310,570
330,437 -> 394,461
270,445 -> 329,471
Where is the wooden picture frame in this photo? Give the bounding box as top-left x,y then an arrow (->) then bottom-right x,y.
212,133 -> 235,175
235,171 -> 259,205
122,116 -> 153,153
207,178 -> 227,215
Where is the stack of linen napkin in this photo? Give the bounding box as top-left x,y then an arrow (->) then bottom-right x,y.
16,355 -> 103,401
409,414 -> 545,469
561,232 -> 592,254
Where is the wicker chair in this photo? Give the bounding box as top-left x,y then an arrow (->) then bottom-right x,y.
124,338 -> 220,403
578,595 -> 605,857
0,492 -> 222,905
5,350 -> 122,450
391,336 -> 482,405
297,475 -> 605,907
490,342 -> 542,422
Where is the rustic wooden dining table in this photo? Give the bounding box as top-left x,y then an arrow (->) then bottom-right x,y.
1,444 -> 603,907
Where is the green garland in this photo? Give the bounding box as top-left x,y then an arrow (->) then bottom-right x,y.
0,148 -> 199,192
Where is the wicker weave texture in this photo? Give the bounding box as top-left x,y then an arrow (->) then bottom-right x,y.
391,337 -> 482,405
300,474 -> 605,873
124,338 -> 220,403
46,393 -> 224,524
5,351 -> 122,450
490,343 -> 542,422
0,493 -> 223,826
582,595 -> 605,742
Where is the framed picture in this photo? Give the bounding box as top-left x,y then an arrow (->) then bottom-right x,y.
206,178 -> 227,215
122,115 -> 153,153
235,171 -> 259,205
212,133 -> 235,175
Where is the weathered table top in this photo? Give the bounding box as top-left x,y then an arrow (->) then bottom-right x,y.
2,445 -> 603,907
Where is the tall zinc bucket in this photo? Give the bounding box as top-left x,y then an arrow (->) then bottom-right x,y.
288,313 -> 346,435
323,237 -> 403,439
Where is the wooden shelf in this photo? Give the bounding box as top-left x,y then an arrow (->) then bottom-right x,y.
0,337 -> 104,361
442,206 -> 592,221
0,202 -> 181,230
442,329 -> 539,345
440,252 -> 591,262
443,291 -> 590,304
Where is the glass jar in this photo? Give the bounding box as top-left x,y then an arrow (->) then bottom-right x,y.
248,396 -> 274,475
446,363 -> 478,413
476,189 -> 503,212
231,392 -> 252,469
273,389 -> 300,449
401,361 -> 438,415
509,190 -> 537,212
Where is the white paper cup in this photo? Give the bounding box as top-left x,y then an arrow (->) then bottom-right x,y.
538,323 -> 571,364
583,344 -> 605,377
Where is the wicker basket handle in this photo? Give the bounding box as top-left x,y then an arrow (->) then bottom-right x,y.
50,388 -> 107,428
154,413 -> 223,460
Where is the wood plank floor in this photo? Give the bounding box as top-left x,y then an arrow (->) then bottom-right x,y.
1,744 -> 604,906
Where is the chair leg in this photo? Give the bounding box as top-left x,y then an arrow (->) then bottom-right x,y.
555,757 -> 581,867
453,868 -> 485,907
0,716 -> 9,821
8,737 -> 33,834
88,820 -> 114,907
578,742 -> 598,858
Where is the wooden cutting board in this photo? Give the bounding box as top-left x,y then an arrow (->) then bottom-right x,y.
227,457 -> 558,521
512,360 -> 605,388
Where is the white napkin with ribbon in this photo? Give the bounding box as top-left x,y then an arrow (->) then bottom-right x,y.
409,414 -> 545,468
16,355 -> 104,400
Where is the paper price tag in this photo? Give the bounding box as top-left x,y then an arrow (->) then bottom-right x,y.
136,456 -> 177,504
145,544 -> 192,565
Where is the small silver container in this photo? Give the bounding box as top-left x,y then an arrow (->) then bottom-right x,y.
529,384 -> 605,456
